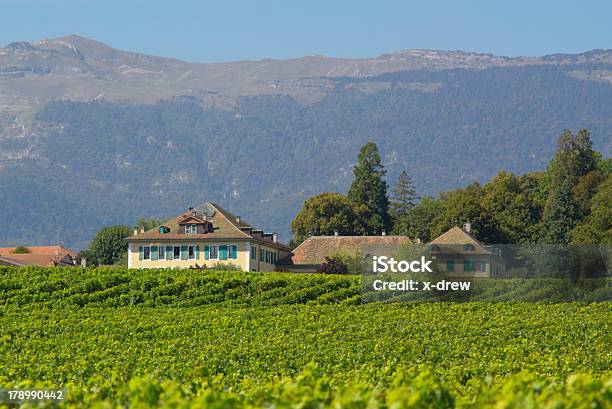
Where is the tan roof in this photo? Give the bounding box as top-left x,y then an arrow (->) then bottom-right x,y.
429,226 -> 492,255
285,235 -> 411,265
0,253 -> 75,267
0,245 -> 77,258
125,202 -> 289,250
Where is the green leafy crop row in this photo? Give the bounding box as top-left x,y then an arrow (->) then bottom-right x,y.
0,268 -> 610,407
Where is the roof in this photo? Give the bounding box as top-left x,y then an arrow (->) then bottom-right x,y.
0,253 -> 76,267
284,235 -> 411,265
125,202 -> 290,250
0,245 -> 77,258
429,226 -> 492,255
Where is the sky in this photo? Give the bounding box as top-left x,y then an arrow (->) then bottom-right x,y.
1,0 -> 610,62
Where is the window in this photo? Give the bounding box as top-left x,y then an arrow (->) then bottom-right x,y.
159,245 -> 165,259
446,260 -> 455,272
143,246 -> 151,260
476,261 -> 487,272
265,249 -> 270,264
260,248 -> 264,262
464,260 -> 474,272
173,246 -> 181,260
209,245 -> 219,260
251,247 -> 257,260
188,246 -> 195,260
184,224 -> 198,234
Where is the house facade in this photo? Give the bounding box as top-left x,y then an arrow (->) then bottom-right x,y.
428,225 -> 505,278
125,202 -> 290,271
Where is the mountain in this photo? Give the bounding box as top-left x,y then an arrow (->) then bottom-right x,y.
0,35 -> 611,249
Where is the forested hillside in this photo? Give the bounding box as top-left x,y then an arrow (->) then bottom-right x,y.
1,63 -> 611,248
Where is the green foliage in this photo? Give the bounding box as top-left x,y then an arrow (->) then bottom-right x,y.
571,174 -> 612,244
348,142 -> 391,234
541,130 -> 599,244
290,192 -> 369,243
83,225 -> 132,266
136,217 -> 165,231
0,268 -> 610,408
390,170 -> 419,218
430,182 -> 500,243
11,246 -> 30,254
315,256 -> 349,275
394,197 -> 446,242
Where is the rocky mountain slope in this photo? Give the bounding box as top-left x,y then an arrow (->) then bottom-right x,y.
0,35 -> 611,249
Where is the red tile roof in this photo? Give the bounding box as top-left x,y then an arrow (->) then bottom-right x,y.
285,235 -> 411,265
0,245 -> 77,258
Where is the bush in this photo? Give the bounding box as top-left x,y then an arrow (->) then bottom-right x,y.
316,256 -> 349,275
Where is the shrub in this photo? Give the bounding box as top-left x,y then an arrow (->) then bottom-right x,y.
316,256 -> 349,275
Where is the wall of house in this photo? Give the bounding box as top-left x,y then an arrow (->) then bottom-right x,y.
434,255 -> 493,278
128,241 -> 288,272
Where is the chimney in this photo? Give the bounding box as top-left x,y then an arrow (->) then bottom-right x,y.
80,256 -> 87,268
334,231 -> 339,236
133,227 -> 139,236
236,216 -> 241,223
464,221 -> 471,233
272,233 -> 278,243
140,226 -> 145,234
381,229 -> 386,236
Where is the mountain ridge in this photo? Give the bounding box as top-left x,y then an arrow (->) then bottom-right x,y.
0,35 -> 611,249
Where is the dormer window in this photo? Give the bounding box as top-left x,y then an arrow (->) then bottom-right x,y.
185,224 -> 198,234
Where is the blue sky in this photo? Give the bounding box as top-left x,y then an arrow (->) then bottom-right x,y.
1,0 -> 610,62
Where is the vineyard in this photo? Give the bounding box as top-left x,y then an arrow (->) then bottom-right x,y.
0,267 -> 610,408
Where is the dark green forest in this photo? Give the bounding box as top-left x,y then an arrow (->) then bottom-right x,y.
0,63 -> 611,249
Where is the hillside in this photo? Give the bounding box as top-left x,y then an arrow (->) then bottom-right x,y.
0,36 -> 611,249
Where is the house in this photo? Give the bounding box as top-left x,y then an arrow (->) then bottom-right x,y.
427,224 -> 505,278
0,245 -> 78,267
125,202 -> 291,271
278,235 -> 412,273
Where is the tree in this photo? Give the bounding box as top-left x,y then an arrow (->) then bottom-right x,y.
315,256 -> 349,275
390,170 -> 418,218
430,182 -> 502,243
83,225 -> 132,266
480,172 -> 544,244
12,246 -> 30,254
571,174 -> 612,244
394,197 -> 445,242
290,193 -> 368,244
540,129 -> 598,244
136,217 -> 165,231
348,142 -> 391,234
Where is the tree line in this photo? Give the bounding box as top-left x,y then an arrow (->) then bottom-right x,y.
291,129 -> 611,246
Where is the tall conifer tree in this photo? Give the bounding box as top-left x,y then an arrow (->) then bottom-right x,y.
348,142 -> 391,234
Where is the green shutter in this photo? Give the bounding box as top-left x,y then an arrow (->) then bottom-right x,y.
196,245 -> 200,259
219,245 -> 228,260
166,246 -> 172,260
151,246 -> 158,261
181,245 -> 188,260
230,245 -> 237,259
446,260 -> 454,272
204,246 -> 210,260
139,246 -> 143,260
464,260 -> 473,272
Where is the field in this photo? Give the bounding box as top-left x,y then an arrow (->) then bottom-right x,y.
0,267 -> 610,408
